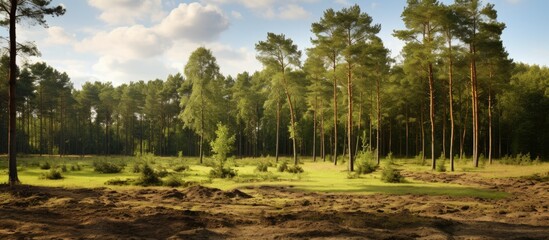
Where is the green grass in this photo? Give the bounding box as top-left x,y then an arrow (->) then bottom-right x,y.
1,155 -> 547,199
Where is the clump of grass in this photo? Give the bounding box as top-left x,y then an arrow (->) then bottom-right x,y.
156,168 -> 169,178
277,161 -> 288,172
436,155 -> 446,172
255,161 -> 270,172
132,162 -> 142,173
135,164 -> 162,186
40,168 -> 63,180
355,150 -> 378,174
163,175 -> 183,187
93,160 -> 124,173
105,178 -> 131,186
381,160 -> 405,183
209,166 -> 237,179
500,153 -> 541,166
60,164 -> 68,172
70,164 -> 81,171
173,165 -> 190,172
286,165 -> 304,174
39,162 -> 51,170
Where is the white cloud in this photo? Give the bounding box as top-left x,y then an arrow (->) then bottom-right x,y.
334,0 -> 350,6
156,3 -> 229,42
75,25 -> 169,60
278,4 -> 311,20
506,0 -> 523,4
88,0 -> 165,25
93,56 -> 176,85
202,0 -> 313,20
45,26 -> 75,45
231,10 -> 243,19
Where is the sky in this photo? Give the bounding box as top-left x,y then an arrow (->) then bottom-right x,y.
12,0 -> 549,88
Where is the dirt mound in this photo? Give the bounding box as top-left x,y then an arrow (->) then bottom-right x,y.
161,189 -> 186,199
183,186 -> 252,201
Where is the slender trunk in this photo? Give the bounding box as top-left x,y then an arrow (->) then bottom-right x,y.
488,69 -> 493,164
405,104 -> 410,158
355,93 -> 362,157
448,36 -> 456,171
8,0 -> 20,185
376,77 -> 381,165
333,61 -> 338,165
281,73 -> 298,165
347,60 -> 354,171
275,99 -> 280,163
200,90 -> 204,164
471,44 -> 479,167
428,62 -> 436,170
313,96 -> 317,162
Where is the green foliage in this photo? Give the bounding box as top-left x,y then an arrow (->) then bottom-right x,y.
277,161 -> 289,172
499,153 -> 541,165
132,162 -> 142,173
41,169 -> 63,180
39,162 -> 51,170
93,160 -> 124,174
209,166 -> 237,179
286,165 -> 304,174
173,165 -> 190,172
163,175 -> 183,187
255,161 -> 270,172
136,164 -> 162,186
60,164 -> 68,172
436,155 -> 446,172
208,123 -> 237,179
105,178 -> 131,186
381,160 -> 405,183
70,164 -> 81,171
355,150 -> 378,174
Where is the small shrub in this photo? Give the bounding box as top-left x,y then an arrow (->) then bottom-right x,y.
436,155 -> 446,172
256,162 -> 269,172
93,160 -> 124,173
132,163 -> 142,173
209,166 -> 237,179
105,178 -> 131,186
40,162 -> 51,170
156,168 -> 169,178
355,150 -> 378,174
163,175 -> 183,187
41,169 -> 63,180
277,161 -> 289,172
136,164 -> 162,186
173,165 -> 189,172
70,164 -> 81,171
60,164 -> 68,172
286,165 -> 304,174
381,166 -> 405,183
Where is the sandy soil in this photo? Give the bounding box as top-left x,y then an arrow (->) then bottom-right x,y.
0,171 -> 548,239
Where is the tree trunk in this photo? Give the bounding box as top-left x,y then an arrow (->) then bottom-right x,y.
376,77 -> 381,165
347,60 -> 354,171
448,38 -> 455,171
471,44 -> 479,167
333,62 -> 338,165
8,0 -> 20,185
428,62 -> 436,170
488,70 -> 493,165
275,99 -> 280,163
312,96 -> 317,162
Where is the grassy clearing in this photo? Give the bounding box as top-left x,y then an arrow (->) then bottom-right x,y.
1,155 -> 547,199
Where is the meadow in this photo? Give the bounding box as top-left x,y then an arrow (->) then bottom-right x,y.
0,155 -> 548,239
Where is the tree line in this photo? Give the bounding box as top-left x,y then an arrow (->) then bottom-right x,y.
2,1 -> 548,177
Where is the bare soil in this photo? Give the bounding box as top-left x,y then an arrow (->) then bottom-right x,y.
1,171 -> 548,239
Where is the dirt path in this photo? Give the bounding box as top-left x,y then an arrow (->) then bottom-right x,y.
0,172 -> 548,239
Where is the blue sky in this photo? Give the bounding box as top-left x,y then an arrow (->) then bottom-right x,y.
15,0 -> 549,88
